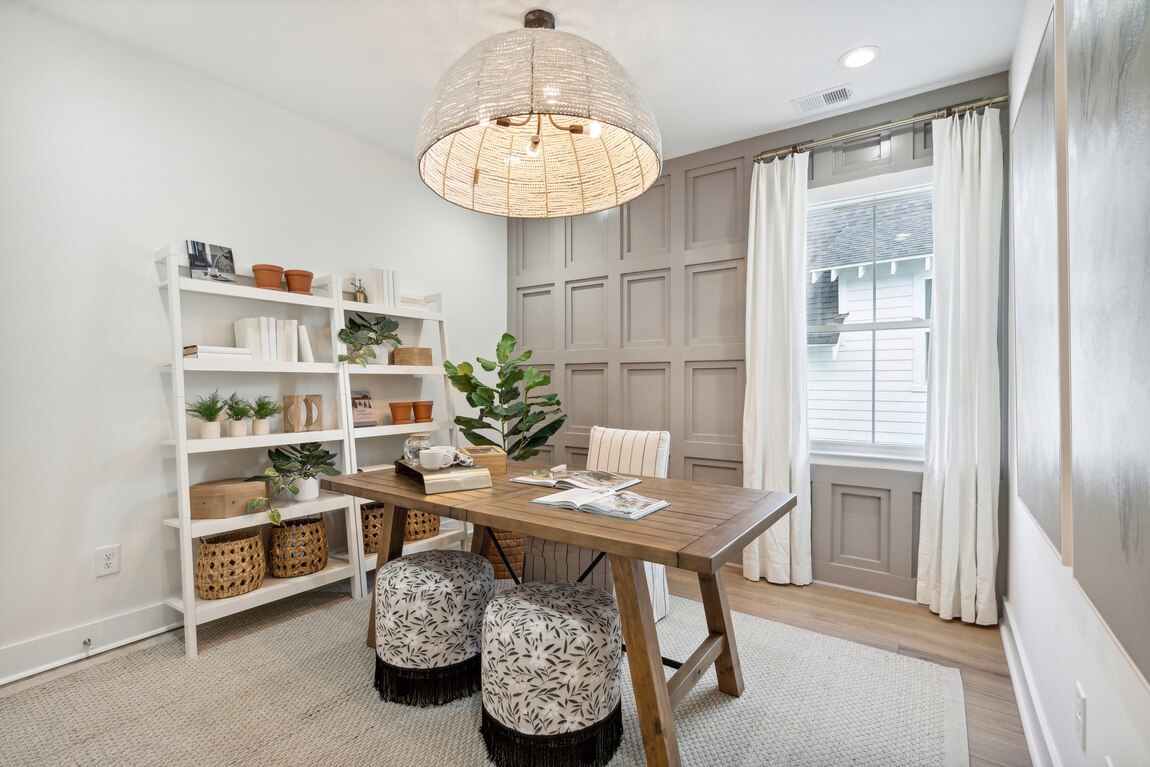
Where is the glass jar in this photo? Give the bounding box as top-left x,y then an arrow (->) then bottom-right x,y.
403,433 -> 433,464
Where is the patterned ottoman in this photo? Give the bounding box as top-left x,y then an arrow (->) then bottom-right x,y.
480,581 -> 623,767
374,549 -> 494,706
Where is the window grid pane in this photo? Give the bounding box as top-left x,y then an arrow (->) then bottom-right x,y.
806,189 -> 932,449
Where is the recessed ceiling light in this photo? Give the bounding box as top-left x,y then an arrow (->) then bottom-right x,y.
839,46 -> 880,69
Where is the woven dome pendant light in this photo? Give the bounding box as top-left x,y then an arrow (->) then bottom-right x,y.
416,9 -> 661,218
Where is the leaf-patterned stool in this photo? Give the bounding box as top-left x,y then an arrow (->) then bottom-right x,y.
375,549 -> 495,706
480,580 -> 623,767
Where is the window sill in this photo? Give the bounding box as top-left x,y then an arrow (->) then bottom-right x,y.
809,446 -> 924,474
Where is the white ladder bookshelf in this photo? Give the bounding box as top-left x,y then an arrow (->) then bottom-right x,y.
158,250 -> 466,657
333,290 -> 468,570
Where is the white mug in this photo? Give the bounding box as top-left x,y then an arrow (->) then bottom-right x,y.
419,446 -> 473,470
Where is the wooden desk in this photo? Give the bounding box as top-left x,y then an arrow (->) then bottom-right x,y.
323,464 -> 796,767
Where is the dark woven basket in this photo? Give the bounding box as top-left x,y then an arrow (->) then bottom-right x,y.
268,518 -> 329,578
486,529 -> 525,580
194,530 -> 265,599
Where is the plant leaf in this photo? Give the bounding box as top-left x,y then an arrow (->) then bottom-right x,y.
495,333 -> 515,365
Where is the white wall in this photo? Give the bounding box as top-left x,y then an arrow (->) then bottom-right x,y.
0,0 -> 506,679
1005,1 -> 1150,763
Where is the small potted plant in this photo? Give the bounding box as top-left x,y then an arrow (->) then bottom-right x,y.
251,395 -> 282,436
338,313 -> 402,366
246,442 -> 340,511
224,394 -> 253,438
186,390 -> 226,439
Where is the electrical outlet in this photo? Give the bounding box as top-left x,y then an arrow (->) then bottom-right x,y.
1074,681 -> 1086,751
95,544 -> 120,577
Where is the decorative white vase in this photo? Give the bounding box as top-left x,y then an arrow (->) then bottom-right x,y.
252,418 -> 271,436
367,345 -> 390,365
293,476 -> 320,502
228,420 -> 248,438
200,420 -> 221,439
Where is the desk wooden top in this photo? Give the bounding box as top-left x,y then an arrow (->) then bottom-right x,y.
322,463 -> 796,575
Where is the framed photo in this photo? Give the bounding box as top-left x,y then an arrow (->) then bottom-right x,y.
186,239 -> 236,282
351,391 -> 376,428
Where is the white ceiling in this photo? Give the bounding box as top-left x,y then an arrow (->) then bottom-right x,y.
25,0 -> 1024,161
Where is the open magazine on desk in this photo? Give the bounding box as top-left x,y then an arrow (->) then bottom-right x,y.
531,487 -> 668,520
511,468 -> 640,492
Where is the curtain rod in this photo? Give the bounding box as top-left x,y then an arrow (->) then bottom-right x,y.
752,94 -> 1009,163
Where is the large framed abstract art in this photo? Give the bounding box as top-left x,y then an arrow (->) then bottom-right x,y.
1011,11 -> 1064,553
1066,0 -> 1150,680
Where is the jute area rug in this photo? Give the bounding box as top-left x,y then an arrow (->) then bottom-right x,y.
1,591 -> 967,766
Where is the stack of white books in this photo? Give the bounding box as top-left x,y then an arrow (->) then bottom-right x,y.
232,317 -> 315,363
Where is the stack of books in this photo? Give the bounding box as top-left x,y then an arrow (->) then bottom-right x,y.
232,317 -> 315,363
354,268 -> 426,309
182,345 -> 252,361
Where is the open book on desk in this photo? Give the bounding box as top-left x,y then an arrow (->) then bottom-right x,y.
511,469 -> 640,492
531,488 -> 668,520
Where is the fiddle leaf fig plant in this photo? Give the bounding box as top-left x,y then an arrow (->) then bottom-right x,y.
444,332 -> 565,461
338,313 -> 402,366
245,442 -> 341,524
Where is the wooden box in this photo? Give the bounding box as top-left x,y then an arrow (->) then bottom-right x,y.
460,445 -> 508,475
391,347 -> 433,366
284,394 -> 323,432
190,478 -> 268,519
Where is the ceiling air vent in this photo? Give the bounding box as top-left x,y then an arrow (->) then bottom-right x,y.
791,84 -> 855,115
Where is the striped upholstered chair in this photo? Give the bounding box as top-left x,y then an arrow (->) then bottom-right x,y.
521,426 -> 671,621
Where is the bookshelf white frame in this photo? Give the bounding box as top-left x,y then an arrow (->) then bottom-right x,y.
159,249 -> 368,658
334,292 -> 468,567
158,249 -> 468,657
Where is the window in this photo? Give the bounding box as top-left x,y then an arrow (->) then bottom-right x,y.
806,188 -> 932,450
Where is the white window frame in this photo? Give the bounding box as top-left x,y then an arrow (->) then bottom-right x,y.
806,166 -> 934,461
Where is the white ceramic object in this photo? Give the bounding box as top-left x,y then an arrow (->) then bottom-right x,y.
252,418 -> 271,436
419,446 -> 473,470
293,476 -> 320,502
200,420 -> 221,439
228,420 -> 248,438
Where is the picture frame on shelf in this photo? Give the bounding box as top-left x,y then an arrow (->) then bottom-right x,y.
351,391 -> 376,428
187,239 -> 236,282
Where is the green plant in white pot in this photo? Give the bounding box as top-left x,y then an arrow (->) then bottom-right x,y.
338,313 -> 402,366
224,394 -> 254,438
251,395 -> 283,436
246,443 -> 340,519
186,390 -> 226,439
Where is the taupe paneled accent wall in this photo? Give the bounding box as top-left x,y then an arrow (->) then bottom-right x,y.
508,166 -> 748,479
506,71 -> 1008,595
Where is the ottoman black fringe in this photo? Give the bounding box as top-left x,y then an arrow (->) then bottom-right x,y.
480,703 -> 623,767
374,654 -> 480,706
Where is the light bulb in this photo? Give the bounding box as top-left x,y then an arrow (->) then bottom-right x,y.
588,120 -> 602,138
526,135 -> 541,156
838,46 -> 879,69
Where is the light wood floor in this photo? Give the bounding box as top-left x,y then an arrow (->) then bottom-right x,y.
667,567 -> 1031,767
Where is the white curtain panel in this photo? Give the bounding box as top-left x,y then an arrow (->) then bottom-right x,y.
917,109 -> 1003,625
741,153 -> 813,585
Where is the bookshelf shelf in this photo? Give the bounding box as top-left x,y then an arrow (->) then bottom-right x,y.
157,249 -> 460,658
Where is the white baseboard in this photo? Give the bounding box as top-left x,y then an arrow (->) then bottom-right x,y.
0,602 -> 181,686
1000,599 -> 1057,767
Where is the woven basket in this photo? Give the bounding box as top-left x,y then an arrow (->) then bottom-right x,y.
362,504 -> 442,552
485,529 -> 525,580
269,518 -> 329,578
194,530 -> 265,600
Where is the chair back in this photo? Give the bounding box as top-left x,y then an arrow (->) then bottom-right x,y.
585,426 -> 670,479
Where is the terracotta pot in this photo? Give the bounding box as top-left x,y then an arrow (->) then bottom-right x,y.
388,401 -> 414,424
284,269 -> 314,294
412,400 -> 434,423
252,264 -> 284,291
